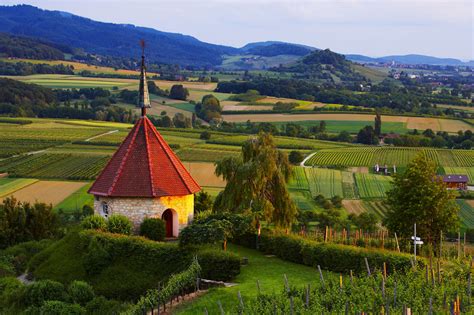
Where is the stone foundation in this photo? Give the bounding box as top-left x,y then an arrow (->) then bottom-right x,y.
93,194 -> 194,236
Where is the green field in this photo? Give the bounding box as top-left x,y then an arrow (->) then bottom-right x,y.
4,74 -> 136,89
54,183 -> 93,213
268,120 -> 407,134
458,200 -> 474,230
175,244 -> 325,314
305,168 -> 343,198
354,173 -> 393,199
288,167 -> 309,190
0,178 -> 39,197
363,200 -> 390,219
306,147 -> 474,167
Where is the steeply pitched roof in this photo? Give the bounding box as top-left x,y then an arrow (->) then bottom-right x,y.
88,117 -> 201,197
442,175 -> 469,183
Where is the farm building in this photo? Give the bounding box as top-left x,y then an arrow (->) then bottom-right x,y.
88,46 -> 201,237
442,174 -> 468,190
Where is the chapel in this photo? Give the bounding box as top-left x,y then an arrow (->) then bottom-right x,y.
88,43 -> 201,237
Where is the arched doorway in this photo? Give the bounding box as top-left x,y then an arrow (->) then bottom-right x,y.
162,209 -> 178,237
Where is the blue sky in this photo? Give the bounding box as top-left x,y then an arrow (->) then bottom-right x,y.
4,0 -> 473,60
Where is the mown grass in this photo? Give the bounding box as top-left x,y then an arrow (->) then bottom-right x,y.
175,244 -> 326,314
54,183 -> 93,213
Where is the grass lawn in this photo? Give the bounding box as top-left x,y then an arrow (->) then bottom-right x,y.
175,244 -> 328,314
54,182 -> 93,213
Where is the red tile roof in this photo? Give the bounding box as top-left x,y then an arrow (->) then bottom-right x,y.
88,117 -> 201,197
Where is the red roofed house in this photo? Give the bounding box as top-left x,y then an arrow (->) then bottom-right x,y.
88,45 -> 200,237
442,174 -> 468,191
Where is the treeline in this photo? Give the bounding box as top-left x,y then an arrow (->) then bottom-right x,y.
0,78 -> 134,123
385,129 -> 473,149
0,32 -> 69,60
0,61 -> 74,75
216,78 -> 467,114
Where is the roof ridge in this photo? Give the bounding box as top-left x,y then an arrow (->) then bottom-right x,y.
108,119 -> 142,195
145,117 -> 200,194
143,119 -> 156,197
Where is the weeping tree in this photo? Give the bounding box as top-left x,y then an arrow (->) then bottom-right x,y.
214,132 -> 297,229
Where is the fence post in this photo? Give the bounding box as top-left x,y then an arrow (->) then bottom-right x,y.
317,265 -> 325,289
394,232 -> 400,253
393,280 -> 397,307
217,301 -> 225,315
237,291 -> 244,313
364,257 -> 371,276
429,297 -> 433,315
305,283 -> 310,308
289,296 -> 294,315
284,274 -> 290,293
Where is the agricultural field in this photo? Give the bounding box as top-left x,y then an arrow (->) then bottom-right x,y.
305,168 -> 343,198
354,173 -> 393,199
0,180 -> 88,206
363,200 -> 390,219
458,200 -> 474,230
5,74 -> 137,89
288,167 -> 310,190
0,58 -> 151,76
306,147 -> 474,168
222,113 -> 471,133
0,178 -> 38,197
54,183 -> 94,213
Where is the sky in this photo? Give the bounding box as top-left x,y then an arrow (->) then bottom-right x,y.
3,0 -> 473,60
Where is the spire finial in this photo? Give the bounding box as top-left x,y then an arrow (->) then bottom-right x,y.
138,39 -> 151,117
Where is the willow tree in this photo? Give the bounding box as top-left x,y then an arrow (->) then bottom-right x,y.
384,154 -> 459,248
214,133 -> 297,229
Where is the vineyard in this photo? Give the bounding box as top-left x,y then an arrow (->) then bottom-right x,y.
354,173 -> 393,199
458,200 -> 474,229
305,168 -> 343,198
364,200 -> 391,218
0,153 -> 110,180
288,167 -> 310,190
306,147 -> 474,167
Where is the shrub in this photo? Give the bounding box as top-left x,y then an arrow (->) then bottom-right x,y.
139,218 -> 166,241
200,131 -> 211,140
82,205 -> 94,217
2,239 -> 54,275
197,248 -> 240,281
259,232 -> 423,275
85,296 -> 126,314
107,215 -> 132,235
23,279 -> 67,306
289,150 -> 304,164
68,281 -> 95,305
0,255 -> 15,277
36,301 -> 85,315
0,277 -> 24,310
81,215 -> 107,231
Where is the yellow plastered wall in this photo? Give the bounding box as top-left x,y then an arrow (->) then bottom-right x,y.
159,194 -> 194,225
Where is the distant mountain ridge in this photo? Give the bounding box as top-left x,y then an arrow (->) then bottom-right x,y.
0,5 -> 470,67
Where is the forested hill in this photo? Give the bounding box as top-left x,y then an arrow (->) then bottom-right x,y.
0,32 -> 69,60
0,5 -> 237,66
275,49 -> 367,84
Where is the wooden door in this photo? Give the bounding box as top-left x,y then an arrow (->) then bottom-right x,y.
162,209 -> 173,237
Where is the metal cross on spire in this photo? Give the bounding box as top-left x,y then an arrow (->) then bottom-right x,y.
137,39 -> 151,116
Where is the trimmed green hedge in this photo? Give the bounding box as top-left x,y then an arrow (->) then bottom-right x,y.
258,232 -> 423,274
197,248 -> 240,281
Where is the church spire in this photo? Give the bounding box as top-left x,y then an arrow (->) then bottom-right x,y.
138,39 -> 151,116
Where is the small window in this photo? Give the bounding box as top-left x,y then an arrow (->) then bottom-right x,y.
100,202 -> 109,218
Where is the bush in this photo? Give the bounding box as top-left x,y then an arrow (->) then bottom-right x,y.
35,301 -> 85,315
81,215 -> 107,231
0,277 -> 24,310
2,239 -> 54,275
0,255 -> 15,277
139,218 -> 166,241
200,131 -> 211,140
85,296 -> 126,314
68,281 -> 95,305
82,205 -> 94,217
197,248 -> 240,281
107,215 -> 132,235
289,150 -> 304,164
23,279 -> 67,306
259,232 -> 423,275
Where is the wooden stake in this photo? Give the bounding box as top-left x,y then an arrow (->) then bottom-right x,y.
217,301 -> 224,315
364,258 -> 371,276
458,231 -> 461,259
317,265 -> 325,289
256,279 -> 261,294
237,291 -> 244,313
284,274 -> 289,293
305,284 -> 310,308
383,262 -> 387,279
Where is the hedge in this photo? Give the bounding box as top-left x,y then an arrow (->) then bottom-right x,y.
258,232 -> 424,275
197,248 -> 240,281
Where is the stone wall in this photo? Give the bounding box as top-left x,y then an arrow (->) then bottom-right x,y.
93,194 -> 194,236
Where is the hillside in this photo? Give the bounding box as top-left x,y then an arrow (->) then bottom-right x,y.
346,53 -> 474,66
0,5 -> 237,66
274,49 -> 370,84
0,32 -> 69,60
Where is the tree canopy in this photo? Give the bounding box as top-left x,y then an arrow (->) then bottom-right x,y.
214,133 -> 297,229
384,154 -> 459,247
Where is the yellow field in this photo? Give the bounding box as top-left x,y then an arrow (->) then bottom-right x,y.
342,200 -> 365,214
222,113 -> 471,132
182,162 -> 225,187
1,58 -> 156,75
154,80 -> 217,92
1,180 -> 88,206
